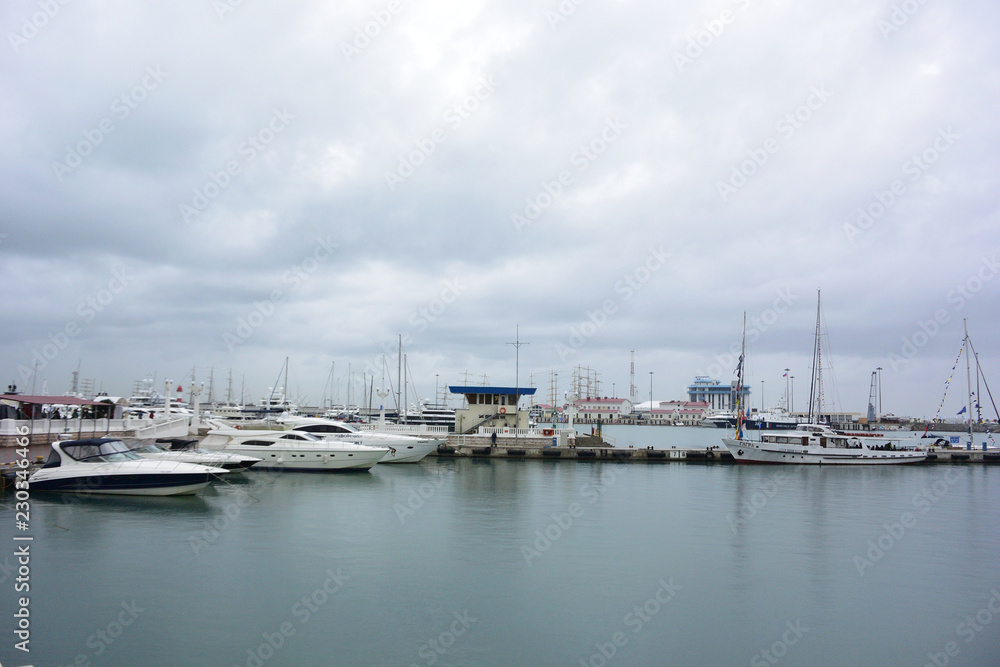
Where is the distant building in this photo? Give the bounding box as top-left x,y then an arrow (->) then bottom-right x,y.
574,397 -> 633,421
687,376 -> 749,411
449,385 -> 537,434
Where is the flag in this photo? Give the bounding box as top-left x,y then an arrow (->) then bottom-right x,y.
782,372 -> 788,377
957,406 -> 967,415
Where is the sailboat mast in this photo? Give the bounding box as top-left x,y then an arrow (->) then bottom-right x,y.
736,311 -> 746,440
397,334 -> 403,423
807,290 -> 822,423
964,318 -> 973,449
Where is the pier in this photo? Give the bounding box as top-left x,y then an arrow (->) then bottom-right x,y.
433,438 -> 1000,464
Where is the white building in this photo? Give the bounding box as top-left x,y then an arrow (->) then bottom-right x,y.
574,397 -> 633,421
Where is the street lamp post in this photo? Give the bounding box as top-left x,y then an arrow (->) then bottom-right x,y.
649,372 -> 653,424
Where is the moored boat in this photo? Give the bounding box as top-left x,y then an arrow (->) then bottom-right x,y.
279,416 -> 442,463
200,428 -> 388,471
721,293 -> 925,465
723,423 -> 925,464
28,438 -> 227,495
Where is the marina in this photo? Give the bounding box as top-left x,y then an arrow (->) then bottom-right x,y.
3,443 -> 999,666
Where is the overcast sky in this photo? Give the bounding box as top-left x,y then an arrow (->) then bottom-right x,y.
2,0 -> 997,419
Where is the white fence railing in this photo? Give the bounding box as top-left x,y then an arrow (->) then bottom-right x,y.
0,416 -> 192,441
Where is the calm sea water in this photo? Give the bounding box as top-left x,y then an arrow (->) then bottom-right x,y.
3,426 -> 1000,667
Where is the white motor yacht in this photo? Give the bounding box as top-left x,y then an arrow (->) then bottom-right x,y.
128,440 -> 261,471
199,428 -> 388,471
278,416 -> 442,463
28,438 -> 227,496
723,423 -> 926,465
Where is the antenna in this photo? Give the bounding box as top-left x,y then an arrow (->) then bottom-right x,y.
506,325 -> 530,447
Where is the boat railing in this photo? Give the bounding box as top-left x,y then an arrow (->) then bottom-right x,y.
356,424 -> 450,435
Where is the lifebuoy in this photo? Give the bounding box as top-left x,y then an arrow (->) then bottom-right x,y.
499,407 -> 507,414
542,429 -> 554,436
706,450 -> 715,459
234,425 -> 242,430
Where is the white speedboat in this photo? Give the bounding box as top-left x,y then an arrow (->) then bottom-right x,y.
723,423 -> 926,465
28,438 -> 227,496
278,416 -> 442,464
128,440 -> 261,471
200,428 -> 388,471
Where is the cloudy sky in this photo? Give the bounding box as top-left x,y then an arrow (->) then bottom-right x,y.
2,0 -> 997,419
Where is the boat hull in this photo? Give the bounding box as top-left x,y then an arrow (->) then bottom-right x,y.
378,439 -> 441,463
220,445 -> 385,471
723,438 -> 926,465
28,471 -> 214,495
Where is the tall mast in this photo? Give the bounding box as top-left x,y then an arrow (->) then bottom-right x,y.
397,334 -> 403,421
735,311 -> 746,440
965,318 -> 973,449
807,289 -> 822,423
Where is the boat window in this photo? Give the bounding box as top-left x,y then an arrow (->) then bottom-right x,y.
281,433 -> 311,440
241,440 -> 273,446
42,449 -> 61,468
61,440 -> 141,462
297,424 -> 352,434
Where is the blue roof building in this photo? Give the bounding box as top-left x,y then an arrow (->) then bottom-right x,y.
449,385 -> 537,434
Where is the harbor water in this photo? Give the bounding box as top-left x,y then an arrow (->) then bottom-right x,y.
3,426 -> 1000,666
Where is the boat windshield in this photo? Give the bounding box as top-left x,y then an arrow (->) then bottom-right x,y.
62,440 -> 143,462
294,422 -> 358,434
129,443 -> 167,454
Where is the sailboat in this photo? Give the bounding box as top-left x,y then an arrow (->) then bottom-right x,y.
723,292 -> 926,464
927,320 -> 999,450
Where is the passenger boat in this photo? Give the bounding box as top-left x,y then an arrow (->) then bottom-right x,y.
723,423 -> 925,464
28,438 -> 226,495
722,293 -> 925,464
